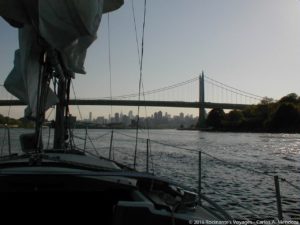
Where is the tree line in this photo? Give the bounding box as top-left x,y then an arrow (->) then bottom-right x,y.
203,93 -> 300,133
0,114 -> 34,128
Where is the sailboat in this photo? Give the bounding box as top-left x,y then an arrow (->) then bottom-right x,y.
0,1 -> 232,224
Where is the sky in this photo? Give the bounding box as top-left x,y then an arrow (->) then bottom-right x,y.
1,0 -> 300,119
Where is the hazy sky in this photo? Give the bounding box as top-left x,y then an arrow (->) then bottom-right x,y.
1,0 -> 300,119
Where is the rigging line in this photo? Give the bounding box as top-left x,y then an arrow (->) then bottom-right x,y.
74,131 -> 111,142
148,139 -> 154,174
66,78 -> 76,150
71,81 -> 83,121
150,139 -> 274,177
131,0 -> 141,65
71,81 -> 90,150
87,135 -> 100,157
114,129 -> 143,140
107,13 -> 116,159
115,131 -> 267,177
280,178 -> 300,191
114,131 -> 276,179
131,0 -> 147,109
107,13 -> 113,124
137,82 -> 151,144
134,0 -> 147,169
131,0 -> 150,138
71,82 -> 95,149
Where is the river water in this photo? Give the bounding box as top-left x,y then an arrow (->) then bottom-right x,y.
1,128 -> 299,220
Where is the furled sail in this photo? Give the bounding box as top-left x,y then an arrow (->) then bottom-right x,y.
0,0 -> 123,117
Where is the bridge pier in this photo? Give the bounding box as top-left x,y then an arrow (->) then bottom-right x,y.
198,72 -> 206,128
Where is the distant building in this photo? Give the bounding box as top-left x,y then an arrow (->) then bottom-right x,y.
89,112 -> 92,121
180,112 -> 184,119
115,112 -> 120,123
158,111 -> 163,119
68,114 -> 77,129
128,110 -> 133,119
121,115 -> 130,126
165,112 -> 171,120
95,116 -> 105,124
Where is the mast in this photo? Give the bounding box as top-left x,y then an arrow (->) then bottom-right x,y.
53,77 -> 67,150
35,50 -> 53,151
48,50 -> 73,150
33,48 -> 73,151
34,51 -> 47,152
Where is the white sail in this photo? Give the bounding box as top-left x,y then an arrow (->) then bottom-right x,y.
4,27 -> 59,117
0,0 -> 124,117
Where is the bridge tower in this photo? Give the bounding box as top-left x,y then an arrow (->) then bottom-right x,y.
198,71 -> 206,128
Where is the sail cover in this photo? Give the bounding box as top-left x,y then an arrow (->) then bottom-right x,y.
0,0 -> 123,117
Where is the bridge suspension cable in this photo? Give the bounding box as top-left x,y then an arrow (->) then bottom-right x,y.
205,79 -> 262,102
99,76 -> 199,100
205,75 -> 264,101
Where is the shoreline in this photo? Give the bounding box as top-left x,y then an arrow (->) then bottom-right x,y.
2,126 -> 300,134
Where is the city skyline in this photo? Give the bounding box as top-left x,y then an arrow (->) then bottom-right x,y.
77,110 -> 198,129
81,110 -> 196,122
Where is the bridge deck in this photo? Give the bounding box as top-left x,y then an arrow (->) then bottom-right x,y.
0,99 -> 251,110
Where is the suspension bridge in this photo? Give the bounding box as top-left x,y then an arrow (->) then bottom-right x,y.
0,72 -> 264,122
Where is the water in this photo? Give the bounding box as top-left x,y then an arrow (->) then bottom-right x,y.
1,128 -> 299,220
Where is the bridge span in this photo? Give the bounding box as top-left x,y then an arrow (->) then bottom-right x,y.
0,99 -> 251,110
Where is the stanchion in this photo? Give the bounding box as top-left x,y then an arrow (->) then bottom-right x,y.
146,139 -> 149,173
198,151 -> 202,206
274,175 -> 283,220
109,130 -> 114,160
83,128 -> 88,152
3,125 -> 11,155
